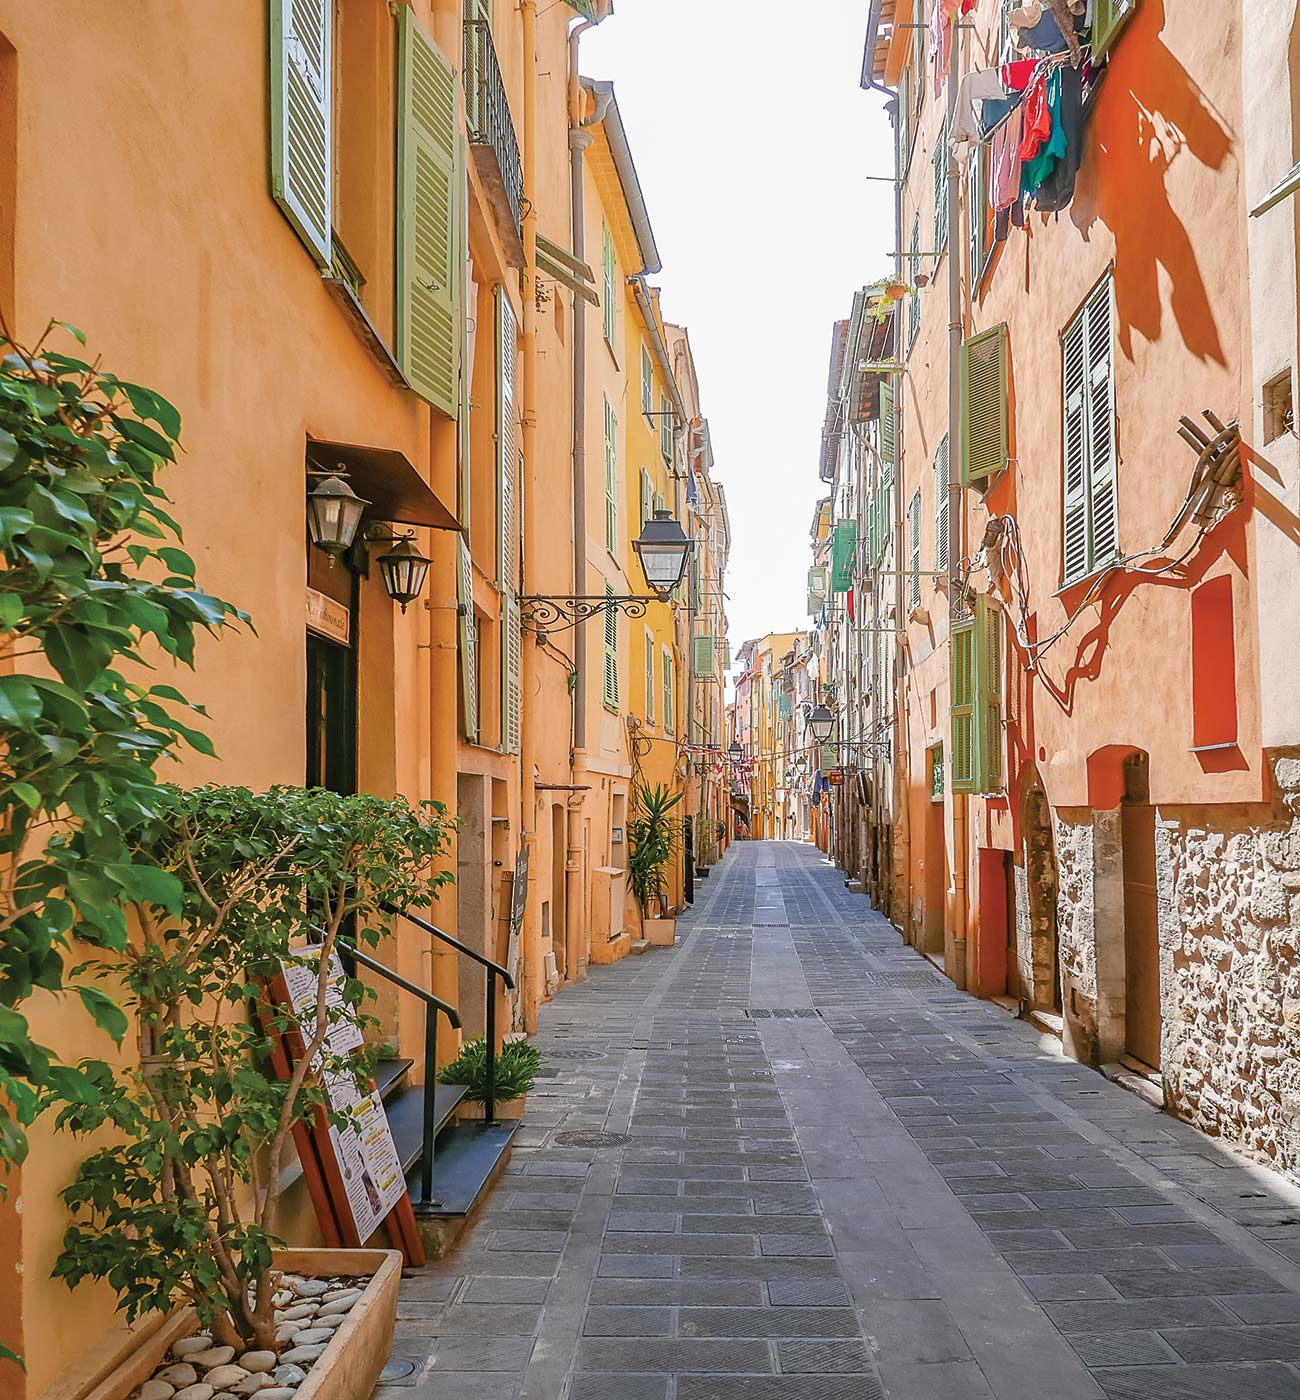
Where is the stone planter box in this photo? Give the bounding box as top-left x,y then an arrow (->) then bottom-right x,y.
67,1248 -> 401,1400
456,1095 -> 527,1122
643,916 -> 676,946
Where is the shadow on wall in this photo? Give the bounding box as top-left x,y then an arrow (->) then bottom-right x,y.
1069,0 -> 1234,367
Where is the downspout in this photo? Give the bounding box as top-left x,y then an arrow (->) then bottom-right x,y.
946,19 -> 968,991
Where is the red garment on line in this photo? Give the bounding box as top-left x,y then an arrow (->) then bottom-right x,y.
1001,58 -> 1038,91
1017,71 -> 1052,163
846,586 -> 856,623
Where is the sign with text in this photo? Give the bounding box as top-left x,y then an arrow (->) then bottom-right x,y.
306,587 -> 351,645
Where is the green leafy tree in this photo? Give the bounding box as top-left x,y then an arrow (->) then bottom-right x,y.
0,319 -> 245,1200
626,782 -> 684,917
53,785 -> 455,1353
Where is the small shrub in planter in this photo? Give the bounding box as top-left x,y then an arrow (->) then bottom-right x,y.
439,1036 -> 540,1112
51,783 -> 454,1357
627,783 -> 683,920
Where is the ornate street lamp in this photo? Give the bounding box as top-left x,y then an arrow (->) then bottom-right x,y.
728,742 -> 742,762
307,472 -> 369,559
375,531 -> 433,613
807,704 -> 835,743
523,510 -> 693,634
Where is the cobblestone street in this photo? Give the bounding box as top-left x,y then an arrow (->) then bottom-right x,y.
380,843 -> 1300,1400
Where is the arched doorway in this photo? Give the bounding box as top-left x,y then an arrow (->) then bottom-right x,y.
1018,768 -> 1061,1011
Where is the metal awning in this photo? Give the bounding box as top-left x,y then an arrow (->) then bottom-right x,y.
306,440 -> 461,532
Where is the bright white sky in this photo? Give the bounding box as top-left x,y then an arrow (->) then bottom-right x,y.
579,0 -> 895,668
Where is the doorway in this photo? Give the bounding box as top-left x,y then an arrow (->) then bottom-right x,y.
552,805 -> 568,982
306,633 -> 356,793
1020,769 -> 1061,1011
1121,756 -> 1161,1068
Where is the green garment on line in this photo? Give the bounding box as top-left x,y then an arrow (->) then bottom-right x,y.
1022,67 -> 1068,196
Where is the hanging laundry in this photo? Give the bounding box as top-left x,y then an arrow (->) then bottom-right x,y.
1017,67 -> 1053,164
1012,9 -> 1071,54
1021,67 -> 1066,196
949,66 -> 1008,162
846,585 -> 856,624
991,103 -> 1026,210
1034,61 -> 1086,211
930,0 -> 979,98
1001,58 -> 1039,92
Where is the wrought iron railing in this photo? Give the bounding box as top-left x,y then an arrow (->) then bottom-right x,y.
464,19 -> 523,235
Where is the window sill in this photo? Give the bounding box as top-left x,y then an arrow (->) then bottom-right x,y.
321,276 -> 408,389
1055,555 -> 1121,599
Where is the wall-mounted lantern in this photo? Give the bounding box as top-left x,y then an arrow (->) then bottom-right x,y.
807,704 -> 835,743
307,471 -> 369,559
374,531 -> 433,613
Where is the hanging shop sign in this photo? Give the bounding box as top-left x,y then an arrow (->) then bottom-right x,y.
306,586 -> 351,645
826,770 -> 845,787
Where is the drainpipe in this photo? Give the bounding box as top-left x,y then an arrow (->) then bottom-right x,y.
946,22 -> 969,992
519,0 -> 542,1030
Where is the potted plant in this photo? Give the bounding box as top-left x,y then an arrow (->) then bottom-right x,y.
50,783 -> 454,1400
439,1036 -> 540,1121
628,783 -> 683,946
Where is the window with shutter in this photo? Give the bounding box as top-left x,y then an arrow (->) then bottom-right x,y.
933,113 -> 950,258
1092,0 -> 1137,56
602,222 -> 616,347
270,0 -> 332,266
496,287 -> 518,591
960,324 -> 1009,484
604,397 -> 618,552
652,490 -> 664,517
934,435 -> 950,573
1061,276 -> 1118,583
662,647 -> 674,730
968,143 -> 989,287
603,583 -> 618,710
897,65 -> 911,176
502,594 -> 521,753
398,9 -> 462,417
458,536 -> 478,743
831,519 -> 857,593
660,394 -> 674,460
641,345 -> 653,416
644,627 -> 655,726
950,596 -> 1003,793
907,490 -> 921,610
912,0 -> 926,108
640,469 -> 652,530
908,217 -> 921,346
694,635 -> 715,677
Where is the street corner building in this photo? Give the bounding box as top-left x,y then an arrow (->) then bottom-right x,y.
0,2 -> 729,1395
791,0 -> 1300,1187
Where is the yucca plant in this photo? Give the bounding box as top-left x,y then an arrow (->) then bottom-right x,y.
627,782 -> 684,917
439,1037 -> 540,1105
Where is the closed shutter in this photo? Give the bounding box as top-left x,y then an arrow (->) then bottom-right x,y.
933,113 -> 950,256
652,490 -> 664,516
950,618 -> 975,791
1062,310 -> 1089,582
497,287 -> 518,590
1084,280 -> 1118,565
602,222 -> 616,345
398,9 -> 461,417
502,594 -> 521,753
694,635 -> 715,676
641,346 -> 653,415
662,648 -> 674,730
969,144 -> 988,284
640,468 -> 653,530
912,0 -> 925,101
604,397 -> 618,551
879,379 -> 896,476
934,434 -> 950,572
1092,0 -> 1137,56
897,65 -> 911,175
960,324 -> 1008,484
270,0 -> 332,266
907,491 -> 921,610
602,583 -> 618,709
908,217 -> 921,345
458,536 -> 478,743
660,394 -> 673,460
808,565 -> 828,602
831,519 -> 857,593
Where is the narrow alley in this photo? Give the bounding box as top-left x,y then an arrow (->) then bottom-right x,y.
381,842 -> 1300,1400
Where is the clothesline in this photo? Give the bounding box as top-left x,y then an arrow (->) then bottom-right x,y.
976,47 -> 1091,146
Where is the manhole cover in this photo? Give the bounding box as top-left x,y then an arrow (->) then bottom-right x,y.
378,1360 -> 418,1382
552,1130 -> 631,1148
546,1048 -> 608,1060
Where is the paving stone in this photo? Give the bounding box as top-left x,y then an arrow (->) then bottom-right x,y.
461,1278 -> 552,1305
776,1339 -> 873,1373
1066,1331 -> 1176,1366
1161,1324 -> 1300,1362
429,1336 -> 535,1371
1221,1295 -> 1300,1324
575,1339 -> 774,1373
580,1308 -> 673,1337
677,1379 -> 884,1400
1107,1267 -> 1290,1298
1089,1361 -> 1300,1399
676,1308 -> 859,1339
766,1280 -> 853,1306
567,1378 -> 668,1400
589,1279 -> 766,1306
1045,1297 -> 1238,1332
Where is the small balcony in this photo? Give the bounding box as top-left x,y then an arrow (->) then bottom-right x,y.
464,19 -> 524,266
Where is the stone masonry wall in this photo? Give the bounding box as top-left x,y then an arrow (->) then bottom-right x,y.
1055,813 -> 1099,1066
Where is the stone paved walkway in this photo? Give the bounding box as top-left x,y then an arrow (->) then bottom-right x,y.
377,841 -> 1300,1400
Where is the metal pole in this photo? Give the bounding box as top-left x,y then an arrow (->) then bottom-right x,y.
420,1007 -> 438,1206
485,971 -> 497,1125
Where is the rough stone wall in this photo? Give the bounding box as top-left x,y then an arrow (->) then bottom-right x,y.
1055,813 -> 1100,1065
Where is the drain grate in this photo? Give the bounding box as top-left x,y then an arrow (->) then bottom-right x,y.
746,1008 -> 822,1019
552,1129 -> 632,1148
863,971 -> 944,988
377,1360 -> 419,1384
545,1048 -> 609,1060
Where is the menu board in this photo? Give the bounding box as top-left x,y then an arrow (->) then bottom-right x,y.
279,951 -> 407,1245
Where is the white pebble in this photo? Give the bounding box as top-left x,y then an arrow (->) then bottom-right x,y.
279,1344 -> 327,1365
254,1390 -> 298,1400
277,1304 -> 317,1322
316,1293 -> 360,1316
238,1352 -> 277,1375
288,1329 -> 331,1347
274,1324 -> 300,1345
203,1367 -> 248,1390
292,1279 -> 328,1298
174,1387 -> 215,1400
271,1365 -> 306,1387
231,1379 -> 273,1397
157,1366 -> 197,1388
138,1382 -> 176,1400
309,1316 -> 342,1332
173,1337 -> 213,1360
189,1348 -> 236,1371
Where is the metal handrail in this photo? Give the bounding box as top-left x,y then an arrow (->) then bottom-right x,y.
383,901 -> 512,1126
341,940 -> 461,1028
463,18 -> 523,233
382,901 -> 515,990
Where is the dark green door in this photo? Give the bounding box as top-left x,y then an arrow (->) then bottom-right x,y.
306,632 -> 356,794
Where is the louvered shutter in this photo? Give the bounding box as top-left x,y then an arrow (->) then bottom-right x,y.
934,435 -> 950,572
808,565 -> 828,602
398,10 -> 461,417
660,395 -> 673,460
933,113 -> 950,255
602,222 -> 616,344
662,648 -> 673,729
497,287 -> 518,590
977,597 -> 1004,791
694,635 -> 715,676
908,217 -> 921,345
897,65 -> 911,175
1062,310 -> 1089,582
912,0 -> 925,100
969,144 -> 988,284
831,520 -> 857,593
879,380 -> 896,476
1084,281 -> 1118,567
502,594 -> 521,753
602,583 -> 618,709
1092,0 -> 1137,56
604,398 -> 618,551
722,642 -> 731,670
458,536 -> 479,743
907,491 -> 921,610
270,0 -> 332,266
960,324 -> 1008,484
641,346 -> 653,415
950,618 -> 975,791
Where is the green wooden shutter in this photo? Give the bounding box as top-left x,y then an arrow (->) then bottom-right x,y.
502,594 -> 521,753
604,397 -> 617,551
969,144 -> 988,285
1084,279 -> 1118,567
641,345 -> 653,415
908,217 -> 921,345
660,394 -> 673,460
602,222 -> 616,345
880,380 -> 896,475
694,635 -> 715,676
602,583 -> 618,710
662,648 -> 673,729
960,324 -> 1008,484
897,65 -> 911,175
270,0 -> 332,267
934,435 -> 950,572
933,113 -> 950,256
398,9 -> 461,417
458,536 -> 478,743
1092,0 -> 1137,57
950,617 -> 975,791
1062,308 -> 1089,582
652,490 -> 664,516
831,519 -> 857,593
639,468 -> 652,530
496,286 -> 518,590
907,490 -> 921,610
